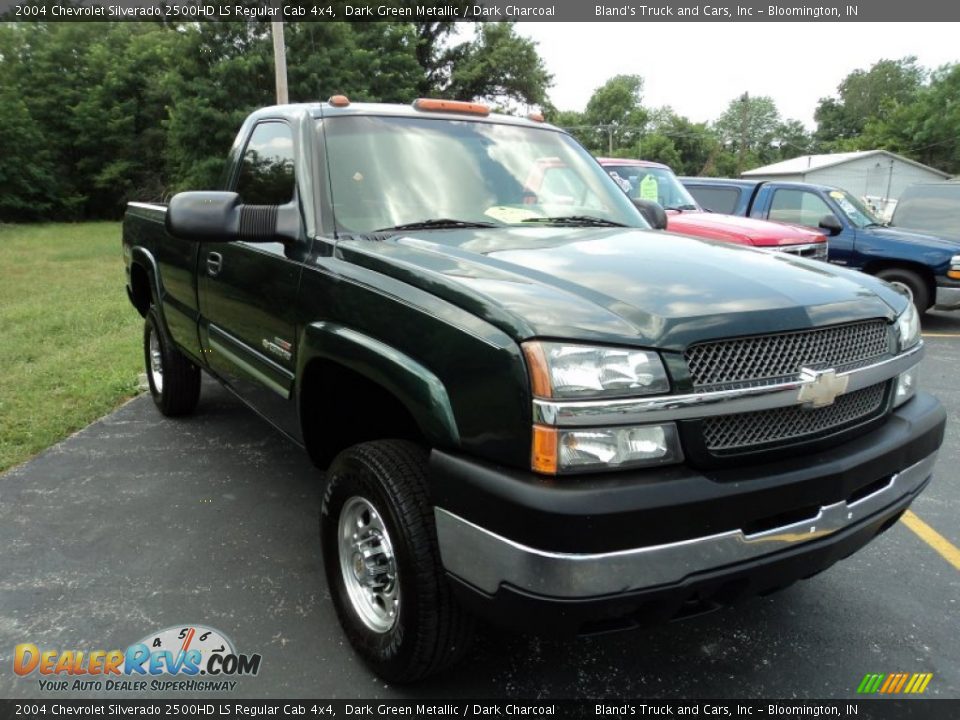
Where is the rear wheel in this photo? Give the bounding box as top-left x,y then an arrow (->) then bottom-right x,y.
320,440 -> 474,682
143,306 -> 201,417
876,267 -> 930,313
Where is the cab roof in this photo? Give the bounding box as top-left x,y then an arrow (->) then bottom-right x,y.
246,101 -> 559,131
597,157 -> 672,171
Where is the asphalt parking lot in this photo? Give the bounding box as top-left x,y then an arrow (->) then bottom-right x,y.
1,312 -> 958,700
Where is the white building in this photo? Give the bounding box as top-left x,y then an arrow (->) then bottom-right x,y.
742,150 -> 951,219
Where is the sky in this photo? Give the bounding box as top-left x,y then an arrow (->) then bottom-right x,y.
515,23 -> 960,129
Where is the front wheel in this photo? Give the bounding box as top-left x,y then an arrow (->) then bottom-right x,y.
320,440 -> 474,682
876,267 -> 930,314
143,306 -> 201,417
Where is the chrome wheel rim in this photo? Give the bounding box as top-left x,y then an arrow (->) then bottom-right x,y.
338,496 -> 399,633
148,328 -> 163,393
888,280 -> 914,302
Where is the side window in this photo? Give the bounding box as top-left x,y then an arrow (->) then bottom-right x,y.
769,189 -> 832,228
689,186 -> 740,215
235,122 -> 295,205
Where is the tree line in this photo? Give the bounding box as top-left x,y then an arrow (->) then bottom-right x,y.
0,10 -> 551,221
1,13 -> 956,223
552,57 -> 960,180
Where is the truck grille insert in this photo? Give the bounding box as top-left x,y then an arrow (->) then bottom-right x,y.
702,382 -> 888,453
778,243 -> 829,261
685,320 -> 889,389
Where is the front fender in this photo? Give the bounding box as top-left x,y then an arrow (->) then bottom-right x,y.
298,322 -> 460,447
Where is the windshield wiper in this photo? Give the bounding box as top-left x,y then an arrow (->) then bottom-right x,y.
665,204 -> 699,212
374,218 -> 499,232
521,215 -> 626,227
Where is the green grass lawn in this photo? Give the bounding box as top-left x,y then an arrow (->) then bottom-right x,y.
0,222 -> 143,473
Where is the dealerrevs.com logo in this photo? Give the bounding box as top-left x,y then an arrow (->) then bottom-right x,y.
14,624 -> 262,692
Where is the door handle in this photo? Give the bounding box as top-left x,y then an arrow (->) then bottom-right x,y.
206,252 -> 223,276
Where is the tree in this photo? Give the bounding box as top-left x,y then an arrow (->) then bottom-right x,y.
637,134 -> 681,168
713,93 -> 782,172
773,119 -> 813,160
860,63 -> 960,174
287,21 -> 422,103
0,17 -> 554,220
429,22 -> 552,106
0,90 -> 58,221
447,23 -> 551,107
582,74 -> 648,154
646,107 -> 719,175
814,57 -> 924,148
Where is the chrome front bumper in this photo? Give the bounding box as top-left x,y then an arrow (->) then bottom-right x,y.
935,285 -> 960,310
435,452 -> 936,599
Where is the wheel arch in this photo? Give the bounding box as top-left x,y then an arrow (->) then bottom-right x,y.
861,259 -> 935,309
297,322 -> 460,467
128,247 -> 166,319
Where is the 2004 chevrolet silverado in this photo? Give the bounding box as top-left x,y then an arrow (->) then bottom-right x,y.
122,98 -> 946,682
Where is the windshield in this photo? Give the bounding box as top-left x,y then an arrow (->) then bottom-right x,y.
321,116 -> 645,234
603,164 -> 699,210
828,188 -> 884,228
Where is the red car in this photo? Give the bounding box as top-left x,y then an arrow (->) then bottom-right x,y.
598,158 -> 828,260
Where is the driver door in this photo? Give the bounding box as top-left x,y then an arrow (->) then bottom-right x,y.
197,120 -> 305,439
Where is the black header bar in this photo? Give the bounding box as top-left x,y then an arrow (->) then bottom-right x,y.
3,0 -> 960,22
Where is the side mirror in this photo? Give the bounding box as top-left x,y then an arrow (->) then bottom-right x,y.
818,213 -> 843,236
166,191 -> 300,243
632,198 -> 668,231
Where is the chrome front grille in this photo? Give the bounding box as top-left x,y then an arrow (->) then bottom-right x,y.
702,382 -> 888,453
778,243 -> 829,261
685,320 -> 890,389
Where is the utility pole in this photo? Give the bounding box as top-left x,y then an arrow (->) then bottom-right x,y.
736,92 -> 749,175
271,19 -> 289,105
607,125 -> 614,155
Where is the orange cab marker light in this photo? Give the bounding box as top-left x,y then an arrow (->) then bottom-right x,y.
328,95 -> 350,107
413,98 -> 490,116
521,342 -> 552,399
532,426 -> 558,475
528,112 -> 545,122
948,269 -> 960,280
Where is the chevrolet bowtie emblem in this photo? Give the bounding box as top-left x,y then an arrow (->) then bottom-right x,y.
797,368 -> 849,408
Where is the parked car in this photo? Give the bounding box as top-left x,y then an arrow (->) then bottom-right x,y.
123,99 -> 944,682
890,181 -> 960,240
597,159 -> 828,259
682,177 -> 960,313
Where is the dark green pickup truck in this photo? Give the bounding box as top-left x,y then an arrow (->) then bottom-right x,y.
123,98 -> 945,682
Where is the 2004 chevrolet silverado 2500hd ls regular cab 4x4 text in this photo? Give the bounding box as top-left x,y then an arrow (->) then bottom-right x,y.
123,98 -> 946,683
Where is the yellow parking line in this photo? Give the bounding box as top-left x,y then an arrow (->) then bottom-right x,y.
922,332 -> 960,338
901,510 -> 960,571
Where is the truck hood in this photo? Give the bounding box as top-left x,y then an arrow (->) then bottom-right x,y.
666,211 -> 825,247
865,225 -> 960,252
336,227 -> 904,349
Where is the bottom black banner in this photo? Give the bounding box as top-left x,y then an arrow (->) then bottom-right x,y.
2,699 -> 959,720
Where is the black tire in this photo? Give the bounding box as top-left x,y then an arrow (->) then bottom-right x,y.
875,267 -> 930,313
143,306 -> 201,417
320,440 -> 474,682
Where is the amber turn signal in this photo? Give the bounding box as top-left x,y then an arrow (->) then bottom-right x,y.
531,425 -> 558,475
413,98 -> 491,116
521,342 -> 552,398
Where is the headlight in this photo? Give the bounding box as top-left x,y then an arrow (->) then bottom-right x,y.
523,341 -> 669,398
532,423 -> 683,474
896,302 -> 921,351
